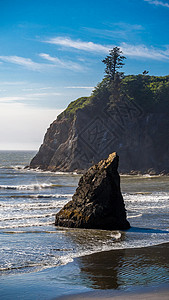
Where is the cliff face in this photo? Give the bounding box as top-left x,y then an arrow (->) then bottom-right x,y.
30,95 -> 169,174
55,152 -> 130,230
30,75 -> 169,174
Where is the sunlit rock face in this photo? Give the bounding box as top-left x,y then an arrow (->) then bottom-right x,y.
55,152 -> 130,230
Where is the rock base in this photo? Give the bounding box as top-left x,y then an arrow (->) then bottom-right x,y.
55,153 -> 130,230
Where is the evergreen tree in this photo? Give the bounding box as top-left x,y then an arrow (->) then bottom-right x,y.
102,47 -> 126,81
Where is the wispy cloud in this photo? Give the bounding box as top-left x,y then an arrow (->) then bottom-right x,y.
0,81 -> 28,86
83,23 -> 144,40
0,56 -> 42,70
64,86 -> 94,89
0,54 -> 84,72
121,43 -> 169,60
39,53 -> 84,71
27,92 -> 61,97
44,37 -> 109,53
144,0 -> 169,8
22,87 -> 52,91
44,36 -> 169,61
114,23 -> 144,31
0,96 -> 27,102
0,92 -> 61,104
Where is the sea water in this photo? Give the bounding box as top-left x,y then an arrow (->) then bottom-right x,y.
0,151 -> 169,295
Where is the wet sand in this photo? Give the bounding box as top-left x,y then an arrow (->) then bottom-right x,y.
56,287 -> 169,300
56,242 -> 169,300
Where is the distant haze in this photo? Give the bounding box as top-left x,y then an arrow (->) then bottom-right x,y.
0,103 -> 63,150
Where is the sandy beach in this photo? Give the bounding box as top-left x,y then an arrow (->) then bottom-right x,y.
56,288 -> 169,300
55,242 -> 169,299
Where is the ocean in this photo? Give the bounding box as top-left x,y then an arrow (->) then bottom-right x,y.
0,151 -> 169,299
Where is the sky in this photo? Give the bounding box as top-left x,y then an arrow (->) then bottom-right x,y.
0,0 -> 169,150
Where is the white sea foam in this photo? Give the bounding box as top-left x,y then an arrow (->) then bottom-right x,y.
0,183 -> 53,190
0,221 -> 55,229
0,213 -> 56,222
127,213 -> 143,218
0,193 -> 73,201
24,167 -> 80,176
131,205 -> 169,210
0,198 -> 69,210
124,192 -> 169,202
11,165 -> 25,170
111,232 -> 121,240
7,193 -> 73,199
33,193 -> 73,199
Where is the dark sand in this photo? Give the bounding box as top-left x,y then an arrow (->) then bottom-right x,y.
56,287 -> 169,300
56,242 -> 169,300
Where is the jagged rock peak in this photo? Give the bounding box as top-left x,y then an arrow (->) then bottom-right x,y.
55,152 -> 130,230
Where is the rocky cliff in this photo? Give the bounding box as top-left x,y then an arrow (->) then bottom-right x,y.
30,75 -> 169,174
55,152 -> 130,230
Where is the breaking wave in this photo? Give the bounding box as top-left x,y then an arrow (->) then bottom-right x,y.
0,183 -> 53,190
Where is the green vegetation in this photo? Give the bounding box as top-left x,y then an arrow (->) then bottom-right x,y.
57,96 -> 93,120
121,74 -> 169,112
57,47 -> 169,120
102,47 -> 126,81
57,74 -> 169,120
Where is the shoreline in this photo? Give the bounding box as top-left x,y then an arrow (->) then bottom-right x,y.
55,242 -> 169,299
1,242 -> 169,300
55,284 -> 169,300
25,165 -> 169,176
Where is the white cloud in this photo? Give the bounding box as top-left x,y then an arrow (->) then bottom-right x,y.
0,93 -> 61,104
0,81 -> 28,86
114,23 -> 144,31
0,55 -> 42,70
44,37 -> 110,53
83,23 -> 144,40
26,92 -> 61,97
22,87 -> 52,91
44,36 -> 169,61
64,86 -> 94,89
0,53 -> 83,72
144,0 -> 169,8
0,96 -> 27,102
0,102 -> 63,150
39,53 -> 84,71
121,43 -> 169,60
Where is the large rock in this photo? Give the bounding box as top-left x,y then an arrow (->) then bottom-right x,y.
29,94 -> 169,175
55,152 -> 130,230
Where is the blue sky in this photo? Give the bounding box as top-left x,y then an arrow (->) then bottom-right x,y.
0,0 -> 169,150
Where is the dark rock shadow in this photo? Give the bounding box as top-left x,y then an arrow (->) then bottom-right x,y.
128,226 -> 169,234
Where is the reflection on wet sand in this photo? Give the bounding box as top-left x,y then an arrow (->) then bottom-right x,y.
76,243 -> 169,289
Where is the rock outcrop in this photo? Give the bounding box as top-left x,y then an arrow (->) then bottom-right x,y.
55,152 -> 130,230
30,96 -> 169,174
30,75 -> 169,174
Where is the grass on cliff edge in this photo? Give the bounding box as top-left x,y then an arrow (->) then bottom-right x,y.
57,96 -> 94,120
57,75 -> 169,120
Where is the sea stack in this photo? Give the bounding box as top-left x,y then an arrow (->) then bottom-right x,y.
55,152 -> 130,230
